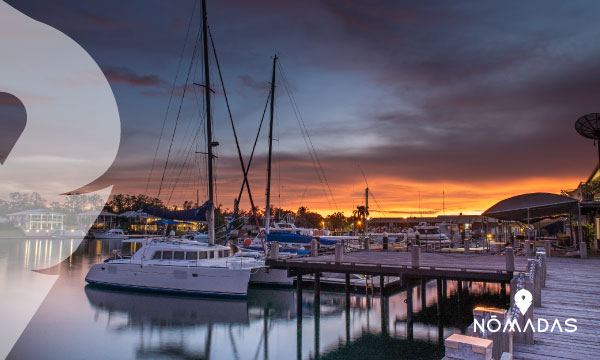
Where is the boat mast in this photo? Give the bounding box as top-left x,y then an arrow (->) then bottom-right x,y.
265,55 -> 277,235
202,0 -> 215,245
365,187 -> 369,236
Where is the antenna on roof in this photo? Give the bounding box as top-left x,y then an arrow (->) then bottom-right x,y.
575,113 -> 600,165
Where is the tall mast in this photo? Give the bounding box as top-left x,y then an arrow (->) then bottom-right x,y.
202,0 -> 215,245
365,187 -> 369,236
443,190 -> 445,216
265,55 -> 277,234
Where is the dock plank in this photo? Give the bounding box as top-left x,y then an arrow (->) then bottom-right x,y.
513,257 -> 600,360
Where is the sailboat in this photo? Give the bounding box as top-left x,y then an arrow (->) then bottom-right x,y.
236,56 -> 339,255
85,0 -> 265,297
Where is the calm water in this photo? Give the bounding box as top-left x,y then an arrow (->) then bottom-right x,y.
3,238 -> 509,360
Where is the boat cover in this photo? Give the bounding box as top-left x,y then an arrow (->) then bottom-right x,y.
266,232 -> 337,246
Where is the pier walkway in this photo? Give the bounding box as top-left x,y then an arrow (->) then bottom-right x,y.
266,250 -> 529,283
513,257 -> 600,360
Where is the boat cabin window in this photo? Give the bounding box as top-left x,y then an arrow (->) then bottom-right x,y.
162,251 -> 173,260
199,251 -> 207,259
174,251 -> 185,260
224,249 -> 230,257
185,252 -> 198,260
152,251 -> 162,260
209,251 -> 215,259
218,250 -> 223,258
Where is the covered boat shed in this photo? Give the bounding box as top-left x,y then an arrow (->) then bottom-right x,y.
482,192 -> 581,245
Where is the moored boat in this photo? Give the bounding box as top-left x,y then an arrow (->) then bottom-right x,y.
85,237 -> 260,297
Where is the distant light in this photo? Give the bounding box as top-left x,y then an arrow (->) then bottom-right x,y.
357,221 -> 362,225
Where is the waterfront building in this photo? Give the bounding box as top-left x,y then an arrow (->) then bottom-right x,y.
7,209 -> 65,234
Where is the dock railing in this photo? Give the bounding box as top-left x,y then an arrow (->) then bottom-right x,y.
441,247 -> 548,360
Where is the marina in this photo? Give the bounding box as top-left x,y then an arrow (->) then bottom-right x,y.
2,0 -> 600,359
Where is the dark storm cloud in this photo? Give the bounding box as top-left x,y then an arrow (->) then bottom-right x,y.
103,67 -> 167,87
239,75 -> 270,91
5,0 -> 600,212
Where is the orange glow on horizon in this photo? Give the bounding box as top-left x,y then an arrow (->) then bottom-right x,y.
246,175 -> 585,217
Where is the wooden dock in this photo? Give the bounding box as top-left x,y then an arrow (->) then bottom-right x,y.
513,257 -> 600,360
266,250 -> 530,283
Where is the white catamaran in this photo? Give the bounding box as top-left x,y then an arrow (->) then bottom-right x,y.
86,0 -> 284,296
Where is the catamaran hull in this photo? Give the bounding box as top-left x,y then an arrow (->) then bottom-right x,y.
250,267 -> 293,287
85,263 -> 251,298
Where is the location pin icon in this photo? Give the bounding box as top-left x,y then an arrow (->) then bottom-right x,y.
514,289 -> 533,315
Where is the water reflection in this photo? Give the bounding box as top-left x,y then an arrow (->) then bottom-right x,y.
6,238 -> 508,360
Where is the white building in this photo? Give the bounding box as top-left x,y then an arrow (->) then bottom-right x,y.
8,209 -> 65,234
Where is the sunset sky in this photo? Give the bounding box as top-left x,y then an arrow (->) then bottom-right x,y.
3,0 -> 600,216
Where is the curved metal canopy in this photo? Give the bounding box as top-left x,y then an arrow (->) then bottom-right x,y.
482,193 -> 578,221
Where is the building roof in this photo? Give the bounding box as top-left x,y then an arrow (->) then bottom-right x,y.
371,215 -> 493,224
482,193 -> 578,221
119,210 -> 153,218
78,210 -> 117,217
7,209 -> 65,216
587,163 -> 600,183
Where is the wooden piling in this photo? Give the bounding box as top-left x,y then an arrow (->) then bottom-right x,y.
407,281 -> 414,340
411,246 -> 421,268
421,280 -> 427,311
505,247 -> 515,272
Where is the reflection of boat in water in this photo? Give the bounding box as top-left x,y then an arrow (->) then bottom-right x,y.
85,284 -> 299,325
84,285 -> 250,326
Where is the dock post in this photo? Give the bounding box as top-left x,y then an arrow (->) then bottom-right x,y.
529,259 -> 542,307
345,273 -> 350,296
314,289 -> 320,359
381,291 -> 389,336
363,236 -> 370,250
345,292 -> 350,342
335,243 -> 344,263
269,241 -> 279,259
443,334 -> 493,360
296,275 -> 303,315
510,275 -> 534,345
297,292 -> 302,360
544,240 -> 551,257
442,280 -> 447,299
536,250 -> 547,287
437,278 -> 443,317
464,239 -> 470,255
383,231 -> 389,250
296,273 -> 303,360
580,241 -> 588,259
457,280 -> 462,303
314,272 -> 320,298
411,246 -> 421,268
469,307 -> 509,360
504,247 -> 515,272
310,239 -> 318,257
406,281 -> 414,340
524,240 -> 531,257
421,280 -> 427,311
380,275 -> 385,296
